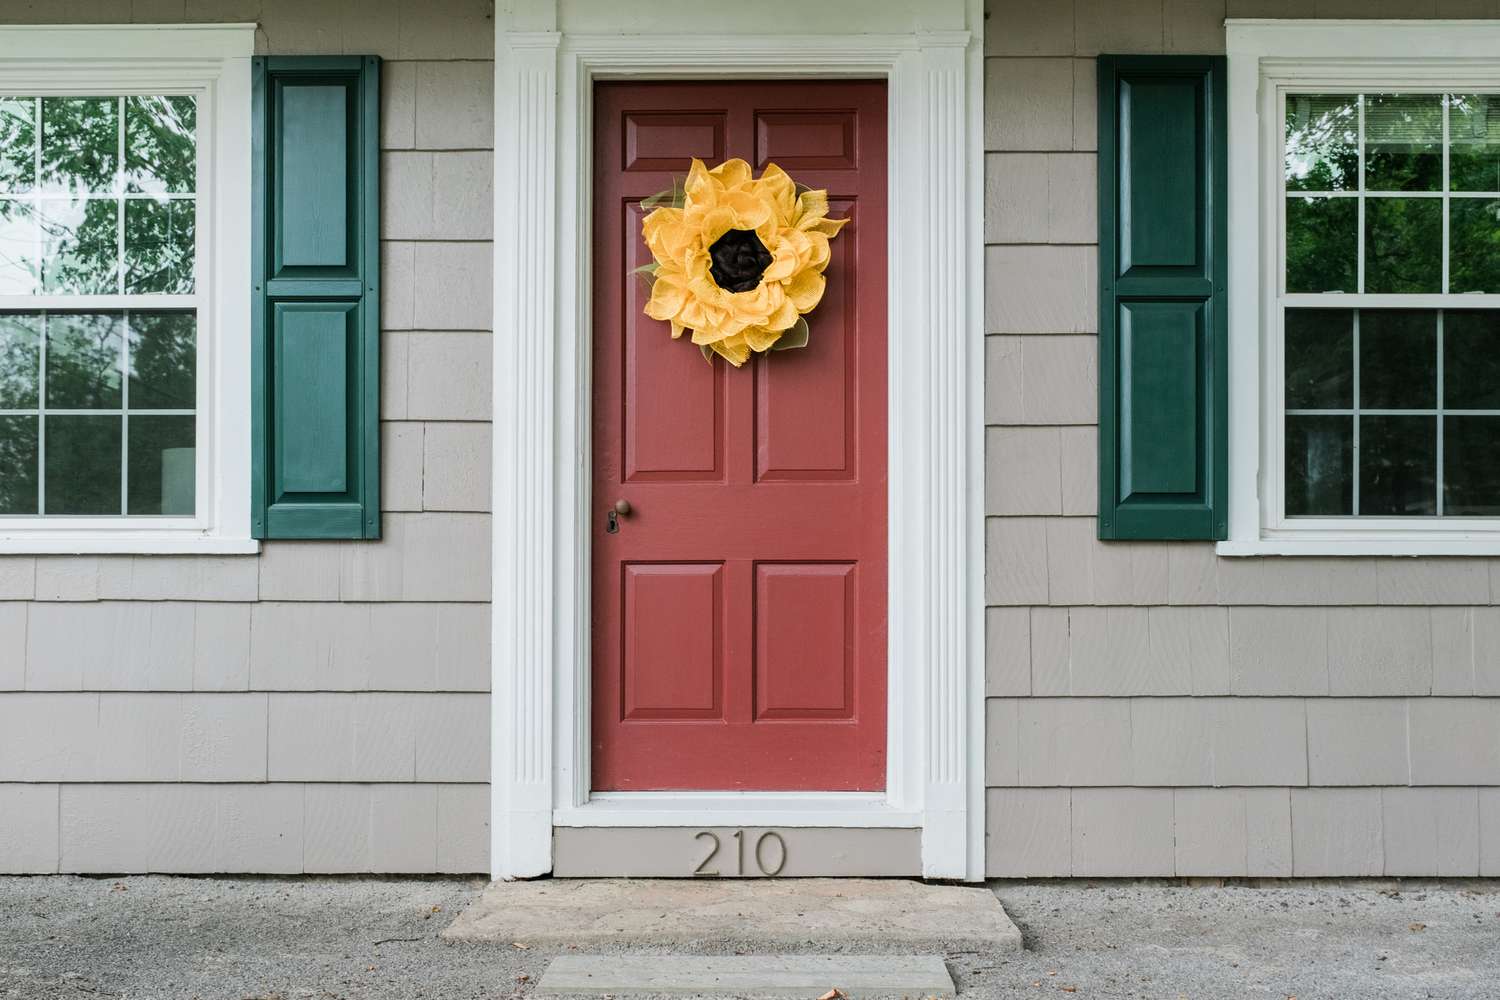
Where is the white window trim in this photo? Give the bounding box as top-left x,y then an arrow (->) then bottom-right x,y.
1225,19 -> 1500,557
0,24 -> 256,555
491,2 -> 986,881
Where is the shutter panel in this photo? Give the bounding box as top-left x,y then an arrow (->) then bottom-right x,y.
252,56 -> 381,539
1096,55 -> 1226,541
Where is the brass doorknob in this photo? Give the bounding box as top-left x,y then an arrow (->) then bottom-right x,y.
613,499 -> 632,516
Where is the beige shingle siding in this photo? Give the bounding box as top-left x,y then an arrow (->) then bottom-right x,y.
983,0 -> 1500,876
0,0 -> 494,874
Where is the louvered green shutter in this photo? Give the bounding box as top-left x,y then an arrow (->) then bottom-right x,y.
251,56 -> 381,539
1097,55 -> 1226,541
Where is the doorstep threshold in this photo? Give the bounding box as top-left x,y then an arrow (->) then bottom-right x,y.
536,954 -> 955,998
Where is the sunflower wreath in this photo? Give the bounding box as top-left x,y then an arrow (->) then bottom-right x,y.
637,157 -> 849,366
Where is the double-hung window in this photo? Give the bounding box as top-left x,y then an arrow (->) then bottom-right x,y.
1227,20 -> 1500,554
0,25 -> 254,553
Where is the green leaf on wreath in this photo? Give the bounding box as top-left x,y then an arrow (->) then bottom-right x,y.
700,344 -> 716,364
640,177 -> 686,211
772,316 -> 809,351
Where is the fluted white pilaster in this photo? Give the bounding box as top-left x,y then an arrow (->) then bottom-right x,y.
491,28 -> 561,879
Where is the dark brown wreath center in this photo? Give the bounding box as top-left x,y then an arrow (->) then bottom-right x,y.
708,228 -> 773,293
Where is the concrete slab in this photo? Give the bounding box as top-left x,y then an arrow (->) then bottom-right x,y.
442,878 -> 1022,953
536,954 -> 955,998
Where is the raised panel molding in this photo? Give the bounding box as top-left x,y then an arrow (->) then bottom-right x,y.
492,2 -> 984,882
624,112 -> 726,171
754,562 -> 855,719
754,110 -> 858,170
623,563 -> 724,720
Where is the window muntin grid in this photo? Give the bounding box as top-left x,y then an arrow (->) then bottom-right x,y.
1284,92 -> 1500,296
1280,90 -> 1500,522
0,94 -> 198,518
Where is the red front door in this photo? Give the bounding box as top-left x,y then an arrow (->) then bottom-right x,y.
591,80 -> 888,791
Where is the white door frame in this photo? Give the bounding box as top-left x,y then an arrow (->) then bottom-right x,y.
491,1 -> 986,881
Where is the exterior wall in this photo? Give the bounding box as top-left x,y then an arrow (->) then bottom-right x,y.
984,0 -> 1500,877
6,0 -> 1497,879
0,0 -> 494,874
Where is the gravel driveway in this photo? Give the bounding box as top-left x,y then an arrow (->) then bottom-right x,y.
1,876 -> 1494,999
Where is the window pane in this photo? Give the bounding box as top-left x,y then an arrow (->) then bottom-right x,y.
1286,196 -> 1357,292
127,414 -> 194,515
1285,309 -> 1352,409
128,312 -> 195,409
124,96 -> 195,195
0,312 -> 39,408
39,97 -> 118,195
46,312 -> 122,409
1365,93 -> 1443,192
1449,94 -> 1500,193
125,197 -> 194,294
1365,197 -> 1442,293
0,97 -> 36,194
0,415 -> 38,515
1445,416 -> 1500,515
1285,93 -> 1359,192
1443,311 -> 1500,409
1448,198 -> 1500,293
1360,310 -> 1436,409
43,414 -> 120,514
0,199 -> 37,294
39,198 -> 118,294
1286,415 -> 1352,515
1360,415 -> 1437,515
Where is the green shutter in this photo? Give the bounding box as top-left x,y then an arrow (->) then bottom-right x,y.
1097,55 -> 1227,541
252,56 -> 381,540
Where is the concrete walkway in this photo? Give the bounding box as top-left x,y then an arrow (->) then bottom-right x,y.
0,876 -> 1496,998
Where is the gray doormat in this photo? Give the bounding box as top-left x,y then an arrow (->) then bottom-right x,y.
537,954 -> 955,998
442,877 -> 1022,953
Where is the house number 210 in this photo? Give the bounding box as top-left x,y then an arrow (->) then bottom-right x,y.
693,830 -> 788,877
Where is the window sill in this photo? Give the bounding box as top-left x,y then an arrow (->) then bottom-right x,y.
1218,537 -> 1500,557
0,534 -> 260,555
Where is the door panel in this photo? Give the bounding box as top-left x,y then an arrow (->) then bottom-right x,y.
592,80 -> 888,791
754,562 -> 856,720
755,199 -> 857,481
622,563 -> 724,720
624,203 -> 726,482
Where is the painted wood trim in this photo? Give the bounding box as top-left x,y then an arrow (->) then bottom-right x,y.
0,27 -> 254,554
1226,22 -> 1500,554
491,3 -> 985,882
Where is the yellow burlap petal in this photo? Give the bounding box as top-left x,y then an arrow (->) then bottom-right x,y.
807,215 -> 849,237
784,269 -> 825,313
805,232 -> 831,271
711,333 -> 752,366
683,158 -> 715,201
641,207 -> 683,255
794,189 -> 830,228
761,241 -> 799,283
755,163 -> 797,220
644,275 -> 688,320
763,289 -> 798,332
742,325 -> 782,353
709,158 -> 752,190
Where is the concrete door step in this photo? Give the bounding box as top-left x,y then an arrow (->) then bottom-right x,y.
536,954 -> 955,998
442,878 -> 1022,953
